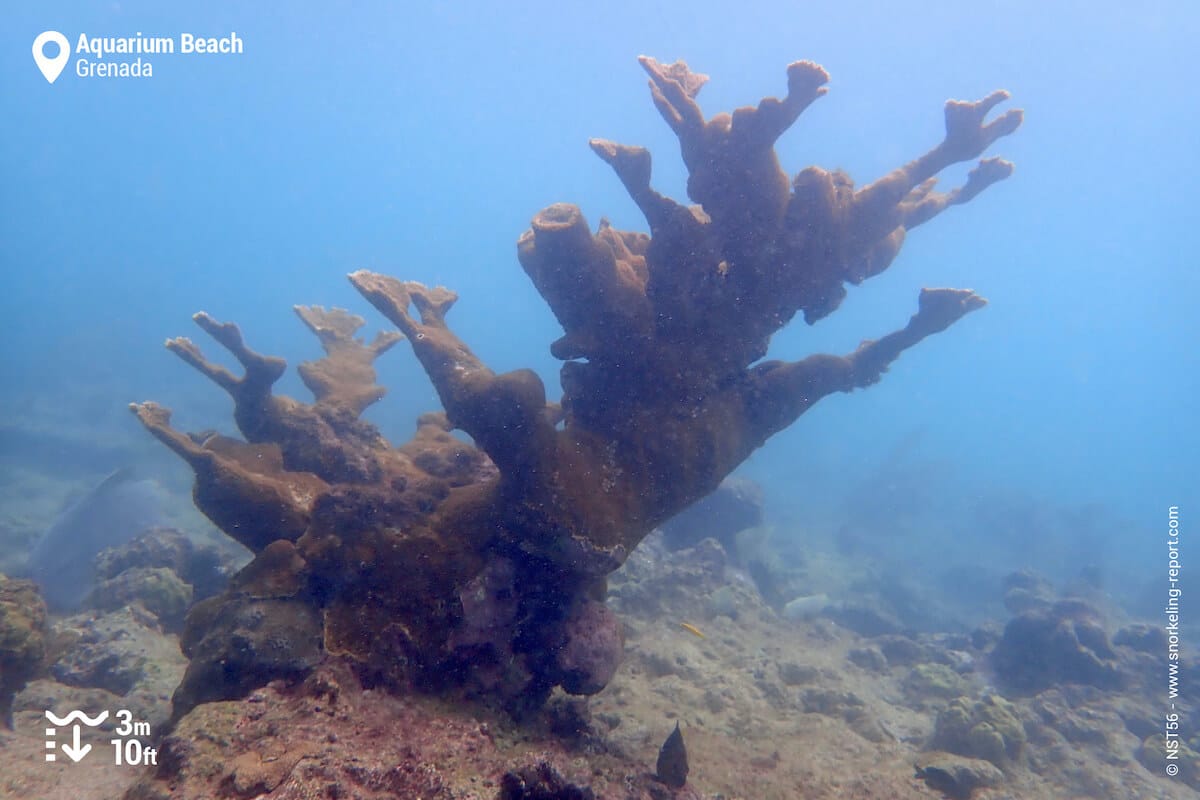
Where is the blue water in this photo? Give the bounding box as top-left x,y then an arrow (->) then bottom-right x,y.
3,2 -> 1196,590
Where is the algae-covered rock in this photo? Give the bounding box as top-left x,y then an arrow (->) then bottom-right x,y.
1138,733 -> 1200,791
1114,622 -> 1168,655
501,761 -> 598,799
93,526 -> 234,604
1001,569 -> 1055,615
88,566 -> 193,631
800,687 -> 889,742
823,601 -> 904,637
991,599 -> 1123,693
846,645 -> 888,672
556,600 -> 624,696
781,593 -> 830,621
777,660 -> 820,686
660,477 -> 763,553
172,592 -> 323,719
930,694 -> 1027,767
903,662 -> 971,703
50,606 -> 186,699
914,751 -> 1005,799
12,605 -> 187,740
0,574 -> 48,727
706,585 -> 738,619
876,634 -> 933,667
13,678 -> 122,732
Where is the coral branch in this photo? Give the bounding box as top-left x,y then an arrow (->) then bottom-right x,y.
166,312 -> 285,403
745,288 -> 988,440
638,55 -> 829,234
129,402 -> 327,552
348,270 -> 555,475
742,60 -> 832,147
165,309 -> 403,485
293,305 -> 402,415
517,204 -> 652,362
841,94 -> 1022,253
942,90 -> 1024,164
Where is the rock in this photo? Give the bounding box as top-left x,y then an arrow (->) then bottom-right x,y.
1003,586 -> 1051,615
939,649 -> 977,675
903,663 -> 971,704
659,477 -> 762,553
172,593 -> 323,719
1138,733 -> 1200,791
79,528 -> 239,636
846,646 -> 888,672
914,752 -> 1005,799
501,761 -> 596,799
991,601 -> 1123,693
777,661 -> 820,686
13,678 -> 122,733
705,585 -> 738,619
545,696 -> 593,742
1000,570 -> 1057,618
445,557 -> 528,697
49,607 -> 185,700
1119,704 -> 1164,741
800,687 -> 889,742
607,535 -> 734,620
556,600 -> 624,696
875,634 -> 932,667
824,602 -> 904,637
0,575 -> 47,727
745,550 -> 808,611
702,687 -> 728,713
921,631 -> 975,653
781,593 -> 830,621
123,661 -> 676,800
1114,622 -> 1168,654
1003,568 -> 1054,596
1027,689 -> 1135,759
638,647 -> 684,680
800,687 -> 863,716
929,694 -> 1027,767
31,606 -> 187,736
87,567 -> 193,631
969,622 -> 1002,652
94,527 -> 232,597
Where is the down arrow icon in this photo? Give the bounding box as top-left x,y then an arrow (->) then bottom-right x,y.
61,725 -> 91,763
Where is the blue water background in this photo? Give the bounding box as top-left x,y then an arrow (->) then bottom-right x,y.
2,2 -> 1196,591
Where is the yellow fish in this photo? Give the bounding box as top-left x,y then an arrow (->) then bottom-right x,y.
679,622 -> 705,639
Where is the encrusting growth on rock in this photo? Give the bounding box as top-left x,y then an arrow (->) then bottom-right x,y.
131,56 -> 1021,716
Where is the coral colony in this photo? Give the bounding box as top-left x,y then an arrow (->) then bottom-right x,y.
132,56 -> 1021,717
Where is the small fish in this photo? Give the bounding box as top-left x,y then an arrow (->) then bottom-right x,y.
656,721 -> 689,788
679,621 -> 705,639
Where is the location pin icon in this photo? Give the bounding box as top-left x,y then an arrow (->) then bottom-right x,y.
32,31 -> 69,84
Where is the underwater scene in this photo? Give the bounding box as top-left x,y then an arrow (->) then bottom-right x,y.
2,2 -> 1196,798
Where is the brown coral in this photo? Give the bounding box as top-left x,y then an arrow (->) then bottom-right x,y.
132,57 -> 1020,712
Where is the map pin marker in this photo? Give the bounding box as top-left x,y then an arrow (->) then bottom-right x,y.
32,31 -> 69,84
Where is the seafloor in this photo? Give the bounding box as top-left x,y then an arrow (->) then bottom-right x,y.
0,453 -> 1192,800
2,55 -> 1190,800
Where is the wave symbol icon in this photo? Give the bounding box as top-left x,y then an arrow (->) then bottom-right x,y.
45,710 -> 110,727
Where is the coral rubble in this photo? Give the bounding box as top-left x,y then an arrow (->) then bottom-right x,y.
131,57 -> 1021,713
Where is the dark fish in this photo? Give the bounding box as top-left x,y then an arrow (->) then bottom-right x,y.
656,721 -> 688,788
26,468 -> 165,610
